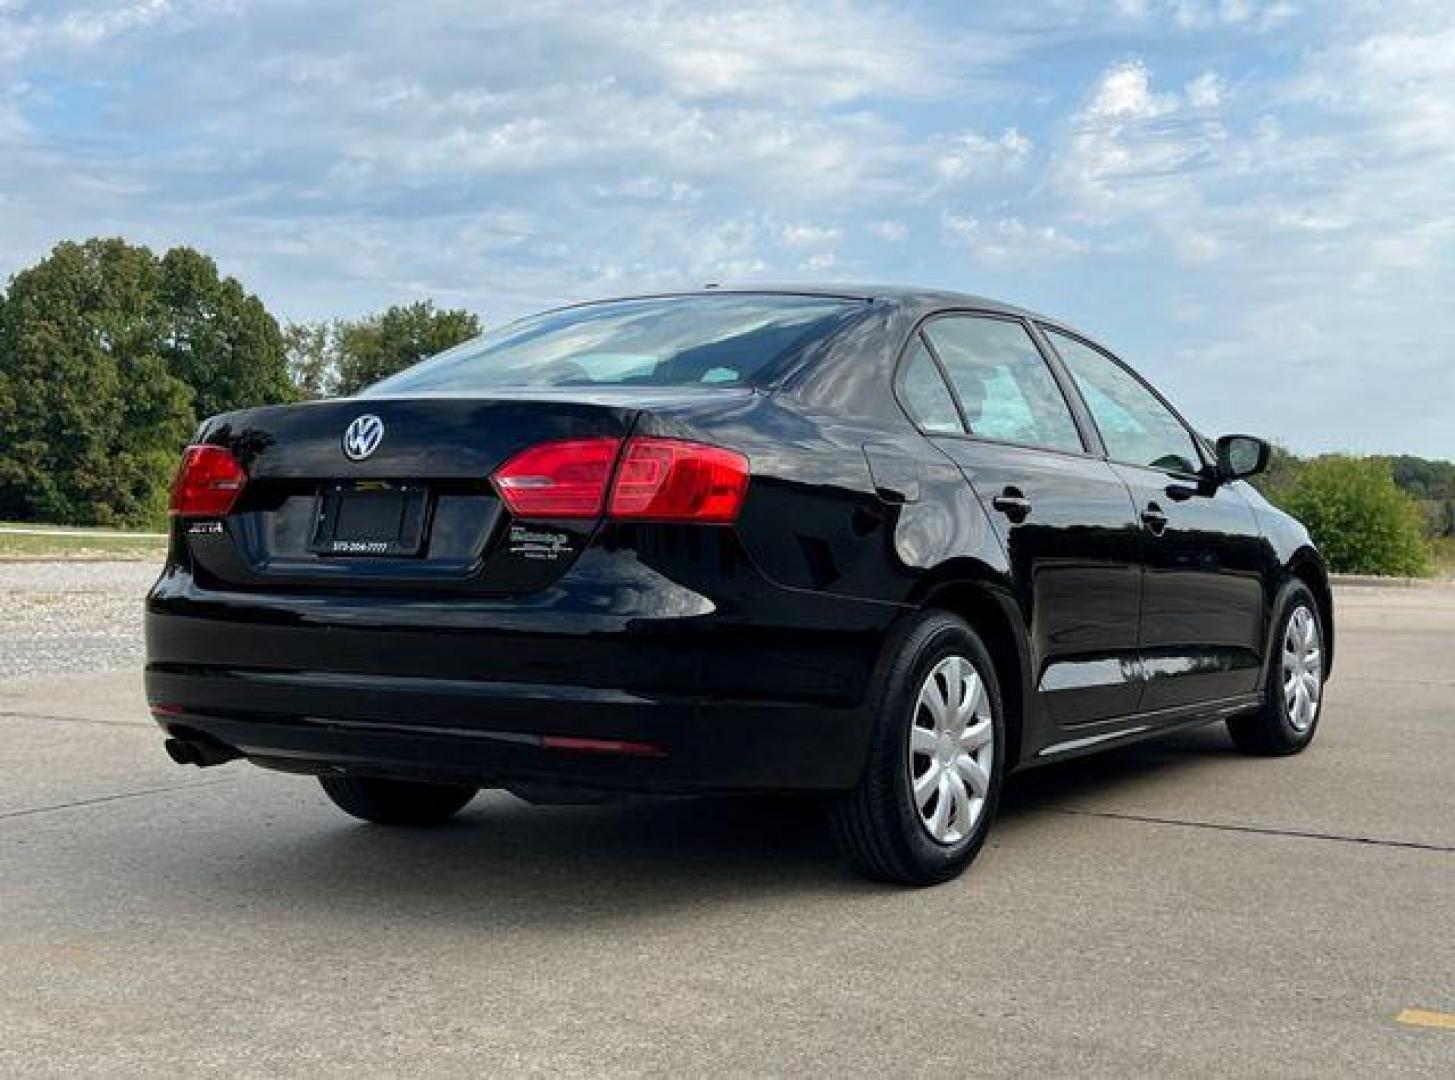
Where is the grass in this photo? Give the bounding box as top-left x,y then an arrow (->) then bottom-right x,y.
0,521 -> 167,560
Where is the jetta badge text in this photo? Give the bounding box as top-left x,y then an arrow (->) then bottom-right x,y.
342,414 -> 385,462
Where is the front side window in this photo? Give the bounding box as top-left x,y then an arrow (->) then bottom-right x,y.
921,316 -> 1083,454
899,339 -> 964,434
1044,329 -> 1202,475
366,295 -> 861,394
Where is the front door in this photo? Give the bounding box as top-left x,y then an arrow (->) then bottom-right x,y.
1042,327 -> 1266,711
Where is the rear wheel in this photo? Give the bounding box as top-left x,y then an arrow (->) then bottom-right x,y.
318,776 -> 478,826
830,612 -> 1005,885
1228,584 -> 1326,756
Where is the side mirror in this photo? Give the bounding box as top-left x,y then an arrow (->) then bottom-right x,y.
1215,434 -> 1270,481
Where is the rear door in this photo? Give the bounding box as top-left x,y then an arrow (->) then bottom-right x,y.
1041,327 -> 1266,711
906,315 -> 1144,725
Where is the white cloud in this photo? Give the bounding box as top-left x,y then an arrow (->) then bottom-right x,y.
1054,61 -> 1220,221
1292,23 -> 1455,154
778,223 -> 842,248
611,1 -> 963,106
1185,71 -> 1225,109
592,176 -> 702,203
1085,60 -> 1177,120
931,127 -> 1032,185
55,0 -> 173,46
942,213 -> 1087,263
1105,0 -> 1298,30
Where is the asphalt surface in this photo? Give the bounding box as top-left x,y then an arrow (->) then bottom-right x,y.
1,568 -> 1452,1077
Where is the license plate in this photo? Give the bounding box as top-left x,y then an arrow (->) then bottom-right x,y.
310,483 -> 429,557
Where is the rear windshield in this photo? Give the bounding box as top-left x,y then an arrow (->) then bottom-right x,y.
365,294 -> 860,394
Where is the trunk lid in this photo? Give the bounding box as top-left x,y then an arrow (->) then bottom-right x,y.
182,389 -> 750,593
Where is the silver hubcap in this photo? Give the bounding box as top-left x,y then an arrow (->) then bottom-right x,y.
908,655 -> 994,844
1282,606 -> 1323,732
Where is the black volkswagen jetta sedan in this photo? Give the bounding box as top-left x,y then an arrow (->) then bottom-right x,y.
147,286 -> 1332,884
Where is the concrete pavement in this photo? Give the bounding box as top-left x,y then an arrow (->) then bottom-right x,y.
0,584 -> 1452,1076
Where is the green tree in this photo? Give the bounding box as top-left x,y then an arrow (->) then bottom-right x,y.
334,301 -> 481,396
0,238 -> 293,527
0,239 -> 193,526
1390,455 -> 1455,501
284,320 -> 333,399
285,301 -> 481,398
157,246 -> 296,419
1279,456 -> 1430,577
1389,455 -> 1455,540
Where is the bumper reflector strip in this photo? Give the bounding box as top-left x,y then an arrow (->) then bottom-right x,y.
542,735 -> 666,758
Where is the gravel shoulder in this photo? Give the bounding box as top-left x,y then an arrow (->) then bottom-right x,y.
0,561 -> 160,678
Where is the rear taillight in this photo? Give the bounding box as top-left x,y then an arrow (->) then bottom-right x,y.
492,436 -> 750,523
608,437 -> 749,523
169,445 -> 247,518
492,437 -> 621,519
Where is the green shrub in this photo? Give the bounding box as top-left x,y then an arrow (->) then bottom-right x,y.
1432,537 -> 1455,578
1249,441 -> 1304,502
1279,456 -> 1430,577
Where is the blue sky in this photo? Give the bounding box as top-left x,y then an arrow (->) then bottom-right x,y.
1,0 -> 1452,457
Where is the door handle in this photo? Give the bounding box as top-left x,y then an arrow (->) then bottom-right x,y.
991,488 -> 1032,521
1140,502 -> 1169,534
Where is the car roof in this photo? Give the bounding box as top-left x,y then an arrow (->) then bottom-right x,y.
546,284 -> 1058,326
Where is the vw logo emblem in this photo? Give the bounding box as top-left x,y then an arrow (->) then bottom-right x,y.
342,414 -> 385,462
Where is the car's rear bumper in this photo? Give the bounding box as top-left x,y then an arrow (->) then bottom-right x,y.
145,557 -> 902,793
146,668 -> 870,792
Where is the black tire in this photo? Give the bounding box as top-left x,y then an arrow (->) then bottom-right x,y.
318,775 -> 478,826
1227,583 -> 1326,756
830,611 -> 1006,885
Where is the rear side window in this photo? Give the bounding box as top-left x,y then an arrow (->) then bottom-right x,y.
899,340 -> 964,434
1044,328 -> 1203,475
922,316 -> 1083,454
365,295 -> 860,394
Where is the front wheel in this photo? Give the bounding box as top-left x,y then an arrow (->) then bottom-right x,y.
318,775 -> 478,826
1227,584 -> 1326,756
830,612 -> 1005,885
